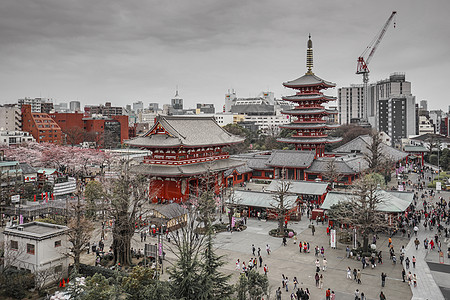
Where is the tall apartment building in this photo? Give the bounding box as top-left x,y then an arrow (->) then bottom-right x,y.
18,97 -> 54,113
339,73 -> 416,145
21,105 -> 62,144
0,104 -> 21,131
69,101 -> 81,112
132,101 -> 144,113
84,102 -> 123,116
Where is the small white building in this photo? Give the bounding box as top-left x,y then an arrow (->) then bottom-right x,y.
0,130 -> 35,146
3,222 -> 69,288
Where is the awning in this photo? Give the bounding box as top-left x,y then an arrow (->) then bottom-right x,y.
266,180 -> 329,195
228,190 -> 298,209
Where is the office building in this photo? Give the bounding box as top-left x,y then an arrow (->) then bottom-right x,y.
0,104 -> 21,131
69,101 -> 81,112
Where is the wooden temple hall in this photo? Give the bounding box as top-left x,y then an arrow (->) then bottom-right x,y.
125,116 -> 245,203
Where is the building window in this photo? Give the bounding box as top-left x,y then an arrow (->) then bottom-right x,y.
27,243 -> 35,255
55,240 -> 61,247
10,240 -> 18,250
54,265 -> 63,273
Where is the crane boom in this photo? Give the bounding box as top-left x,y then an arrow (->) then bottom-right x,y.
356,11 -> 397,124
356,11 -> 397,75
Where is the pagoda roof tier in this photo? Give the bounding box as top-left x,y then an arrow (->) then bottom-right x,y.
277,136 -> 343,144
280,123 -> 340,130
125,115 -> 244,148
130,158 -> 244,177
282,108 -> 338,115
282,94 -> 336,102
283,73 -> 335,89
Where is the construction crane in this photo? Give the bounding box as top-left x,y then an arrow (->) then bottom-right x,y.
356,11 -> 397,123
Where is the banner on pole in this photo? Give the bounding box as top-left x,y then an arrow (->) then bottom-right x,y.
330,229 -> 336,248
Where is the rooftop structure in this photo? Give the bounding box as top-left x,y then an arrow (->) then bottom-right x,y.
21,105 -> 62,144
125,115 -> 244,202
278,35 -> 341,156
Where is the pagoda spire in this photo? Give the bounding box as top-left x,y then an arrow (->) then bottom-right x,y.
306,34 -> 314,75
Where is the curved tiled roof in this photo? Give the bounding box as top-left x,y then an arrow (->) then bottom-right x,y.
280,123 -> 340,130
277,136 -> 343,144
266,150 -> 315,168
282,108 -> 338,115
131,158 -> 244,177
125,116 -> 244,148
332,135 -> 407,162
283,73 -> 336,89
282,94 -> 336,101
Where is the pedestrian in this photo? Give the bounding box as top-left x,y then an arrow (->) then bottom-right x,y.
276,287 -> 282,300
381,272 -> 387,287
356,269 -> 361,284
293,276 -> 298,289
353,268 -> 357,281
346,245 -> 350,258
258,247 -> 261,256
282,274 -> 286,288
282,236 -> 287,246
140,231 -> 144,242
319,274 -> 324,289
414,238 -> 420,250
285,276 -> 289,292
264,264 -> 268,275
315,259 -> 321,273
388,237 -> 392,247
405,257 -> 410,269
379,291 -> 386,300
412,256 -> 416,268
235,259 -> 240,271
315,272 -> 320,287
321,246 -> 325,257
402,268 -> 406,282
252,244 -> 256,256
355,289 -> 360,300
331,291 -> 336,300
86,241 -> 90,254
311,225 -> 315,236
361,292 -> 366,300
266,244 -> 271,255
326,288 -> 331,300
323,257 -> 327,271
413,273 -> 417,287
347,267 -> 352,279
259,255 -> 263,267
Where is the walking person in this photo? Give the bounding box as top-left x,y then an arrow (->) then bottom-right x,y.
319,274 -> 324,289
315,259 -> 321,273
315,272 -> 320,287
276,287 -> 282,300
356,269 -> 362,284
266,244 -> 271,255
413,274 -> 417,287
263,264 -> 268,275
381,272 -> 387,287
252,244 -> 256,256
405,257 -> 410,269
326,288 -> 331,300
323,257 -> 327,271
402,268 -> 406,282
285,276 -> 289,292
412,256 -> 416,268
379,291 -> 386,300
293,276 -> 298,290
347,267 -> 352,279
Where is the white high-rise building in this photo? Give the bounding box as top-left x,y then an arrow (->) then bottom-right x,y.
69,101 -> 81,112
18,97 -> 45,113
0,104 -> 21,131
339,73 -> 416,145
133,101 -> 144,113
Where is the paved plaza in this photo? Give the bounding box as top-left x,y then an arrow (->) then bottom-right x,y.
76,168 -> 450,300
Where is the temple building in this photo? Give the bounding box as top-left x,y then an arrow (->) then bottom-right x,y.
125,116 -> 244,202
278,35 -> 341,157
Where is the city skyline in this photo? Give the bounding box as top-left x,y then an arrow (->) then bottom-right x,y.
1,0 -> 449,111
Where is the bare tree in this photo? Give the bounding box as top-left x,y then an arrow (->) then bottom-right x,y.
67,189 -> 94,272
364,131 -> 384,171
270,173 -> 295,235
35,267 -> 63,292
226,190 -> 242,230
103,162 -> 148,266
323,159 -> 343,188
64,127 -> 85,146
328,173 -> 389,252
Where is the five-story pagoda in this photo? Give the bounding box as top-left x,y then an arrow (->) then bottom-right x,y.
278,35 -> 341,157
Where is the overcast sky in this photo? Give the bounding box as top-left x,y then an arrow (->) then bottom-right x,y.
1,0 -> 449,111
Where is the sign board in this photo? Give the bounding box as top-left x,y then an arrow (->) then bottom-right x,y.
330,229 -> 336,248
398,185 -> 404,192
11,195 -> 20,203
145,244 -> 158,258
436,182 -> 442,191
